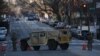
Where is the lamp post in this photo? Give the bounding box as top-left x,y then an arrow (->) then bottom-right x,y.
67,0 -> 71,25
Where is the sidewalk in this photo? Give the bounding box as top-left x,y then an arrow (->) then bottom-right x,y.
94,39 -> 100,43
70,39 -> 100,46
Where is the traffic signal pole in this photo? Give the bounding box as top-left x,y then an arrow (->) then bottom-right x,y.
67,0 -> 71,25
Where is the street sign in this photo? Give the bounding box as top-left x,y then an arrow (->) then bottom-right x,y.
89,3 -> 96,13
89,7 -> 95,12
85,0 -> 93,3
96,2 -> 100,8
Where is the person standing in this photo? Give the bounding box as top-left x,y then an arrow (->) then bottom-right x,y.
87,32 -> 93,51
11,32 -> 17,51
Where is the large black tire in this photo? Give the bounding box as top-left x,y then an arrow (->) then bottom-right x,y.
59,43 -> 69,50
47,39 -> 58,50
20,38 -> 29,51
33,46 -> 40,51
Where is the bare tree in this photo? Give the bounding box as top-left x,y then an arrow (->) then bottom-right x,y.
32,0 -> 68,21
0,0 -> 9,21
11,0 -> 86,23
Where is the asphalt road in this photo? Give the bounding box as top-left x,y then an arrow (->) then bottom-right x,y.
5,45 -> 100,56
5,21 -> 100,56
6,50 -> 79,56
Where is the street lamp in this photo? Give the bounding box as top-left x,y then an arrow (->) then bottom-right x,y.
83,4 -> 86,7
81,4 -> 88,13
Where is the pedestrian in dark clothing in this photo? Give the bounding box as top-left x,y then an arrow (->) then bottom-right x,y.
20,38 -> 29,51
87,32 -> 93,51
11,32 -> 17,51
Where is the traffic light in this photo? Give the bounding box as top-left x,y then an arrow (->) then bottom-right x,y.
83,4 -> 87,8
81,4 -> 88,13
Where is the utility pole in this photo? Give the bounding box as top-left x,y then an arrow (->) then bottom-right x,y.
79,9 -> 82,32
87,3 -> 91,33
68,0 -> 71,25
88,0 -> 96,38
93,0 -> 96,39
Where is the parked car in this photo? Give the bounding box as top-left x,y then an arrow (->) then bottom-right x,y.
77,30 -> 89,40
0,32 -> 6,41
71,29 -> 89,40
28,17 -> 39,21
0,27 -> 7,33
0,27 -> 7,35
70,28 -> 78,38
0,21 -> 9,34
55,22 -> 66,29
48,21 -> 58,27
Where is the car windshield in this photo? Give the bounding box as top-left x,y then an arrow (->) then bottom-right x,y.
0,27 -> 6,30
62,31 -> 67,34
31,32 -> 39,38
0,33 -> 4,35
40,32 -> 45,37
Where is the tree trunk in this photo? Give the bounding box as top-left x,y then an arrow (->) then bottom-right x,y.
67,16 -> 71,25
53,10 -> 61,21
56,13 -> 61,21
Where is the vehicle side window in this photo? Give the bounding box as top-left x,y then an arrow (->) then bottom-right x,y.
40,32 -> 45,37
31,32 -> 39,38
62,31 -> 67,34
